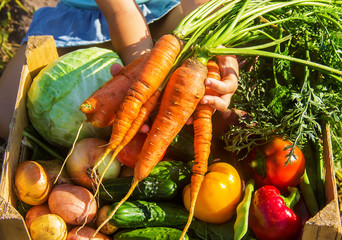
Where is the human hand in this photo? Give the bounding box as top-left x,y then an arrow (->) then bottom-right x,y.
110,63 -> 123,76
186,55 -> 239,125
201,55 -> 239,111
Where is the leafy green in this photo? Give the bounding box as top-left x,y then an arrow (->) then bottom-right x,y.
27,47 -> 122,148
189,219 -> 235,240
220,2 -> 342,164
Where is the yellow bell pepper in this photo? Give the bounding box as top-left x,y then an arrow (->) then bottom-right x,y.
183,162 -> 242,224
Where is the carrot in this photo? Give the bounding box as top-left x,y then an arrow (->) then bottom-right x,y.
94,57 -> 208,237
79,53 -> 149,128
134,57 -> 208,180
91,34 -> 181,180
91,89 -> 161,194
81,90 -> 162,236
180,60 -> 221,239
106,34 -> 181,153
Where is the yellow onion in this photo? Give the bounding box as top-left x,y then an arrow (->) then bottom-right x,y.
67,226 -> 112,240
66,138 -> 121,189
25,204 -> 51,230
14,161 -> 52,205
96,205 -> 118,235
29,214 -> 67,240
36,159 -> 72,184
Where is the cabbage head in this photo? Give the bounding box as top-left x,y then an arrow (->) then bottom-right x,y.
27,47 -> 122,148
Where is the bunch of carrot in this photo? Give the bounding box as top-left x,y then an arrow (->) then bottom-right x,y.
76,1 -> 234,238
75,0 -> 342,239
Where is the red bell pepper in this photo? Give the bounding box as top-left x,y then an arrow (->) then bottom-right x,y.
249,185 -> 302,240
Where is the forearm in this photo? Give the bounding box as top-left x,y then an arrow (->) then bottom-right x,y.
95,0 -> 153,65
181,0 -> 210,15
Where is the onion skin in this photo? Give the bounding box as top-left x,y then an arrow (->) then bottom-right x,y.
14,161 -> 52,205
67,226 -> 112,240
96,205 -> 118,235
66,138 -> 119,189
48,183 -> 97,225
29,214 -> 68,240
25,204 -> 51,230
118,165 -> 134,177
36,159 -> 72,184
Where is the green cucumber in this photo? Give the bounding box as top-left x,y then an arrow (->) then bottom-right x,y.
167,126 -> 195,161
149,160 -> 192,188
113,227 -> 189,240
109,200 -> 189,228
167,126 -> 213,164
99,176 -> 177,202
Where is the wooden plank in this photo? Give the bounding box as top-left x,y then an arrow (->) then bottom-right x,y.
25,35 -> 59,77
0,36 -> 59,240
0,196 -> 30,240
0,65 -> 31,206
302,124 -> 342,240
302,199 -> 342,240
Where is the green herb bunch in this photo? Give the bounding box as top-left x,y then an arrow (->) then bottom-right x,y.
222,3 -> 342,164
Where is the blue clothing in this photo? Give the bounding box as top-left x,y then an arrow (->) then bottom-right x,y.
60,0 -> 151,9
22,0 -> 180,48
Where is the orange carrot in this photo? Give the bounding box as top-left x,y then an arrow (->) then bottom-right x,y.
92,89 -> 161,179
80,53 -> 149,128
180,60 -> 221,239
94,57 -> 208,237
134,57 -> 208,180
91,34 -> 181,181
107,34 -> 181,153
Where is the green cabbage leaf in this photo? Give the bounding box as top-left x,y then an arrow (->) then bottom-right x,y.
27,47 -> 122,147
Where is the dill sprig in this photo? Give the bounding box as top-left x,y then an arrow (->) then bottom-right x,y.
223,3 -> 342,164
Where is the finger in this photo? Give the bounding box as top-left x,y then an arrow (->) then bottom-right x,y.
201,94 -> 233,112
205,77 -> 238,95
186,116 -> 194,125
110,63 -> 123,76
216,55 -> 239,79
139,124 -> 150,133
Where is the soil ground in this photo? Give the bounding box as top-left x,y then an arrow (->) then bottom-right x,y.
0,0 -> 58,177
6,0 -> 59,48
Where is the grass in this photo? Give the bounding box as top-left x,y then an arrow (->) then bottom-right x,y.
0,0 -> 28,76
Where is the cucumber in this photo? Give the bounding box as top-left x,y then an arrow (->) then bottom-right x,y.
113,227 -> 189,240
149,160 -> 192,188
167,126 -> 195,161
109,200 -> 189,228
99,176 -> 177,202
167,126 -> 213,163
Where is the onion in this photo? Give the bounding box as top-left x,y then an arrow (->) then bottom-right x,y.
29,214 -> 67,240
14,161 -> 52,205
119,165 -> 134,177
36,159 -> 72,184
48,183 -> 97,225
96,205 -> 118,235
25,204 -> 51,230
67,226 -> 112,240
66,138 -> 120,189
96,152 -> 121,181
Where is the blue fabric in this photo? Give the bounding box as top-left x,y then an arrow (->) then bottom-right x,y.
22,0 -> 180,48
60,0 -> 150,9
60,0 -> 99,9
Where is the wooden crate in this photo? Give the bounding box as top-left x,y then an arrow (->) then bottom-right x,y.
0,36 -> 341,240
